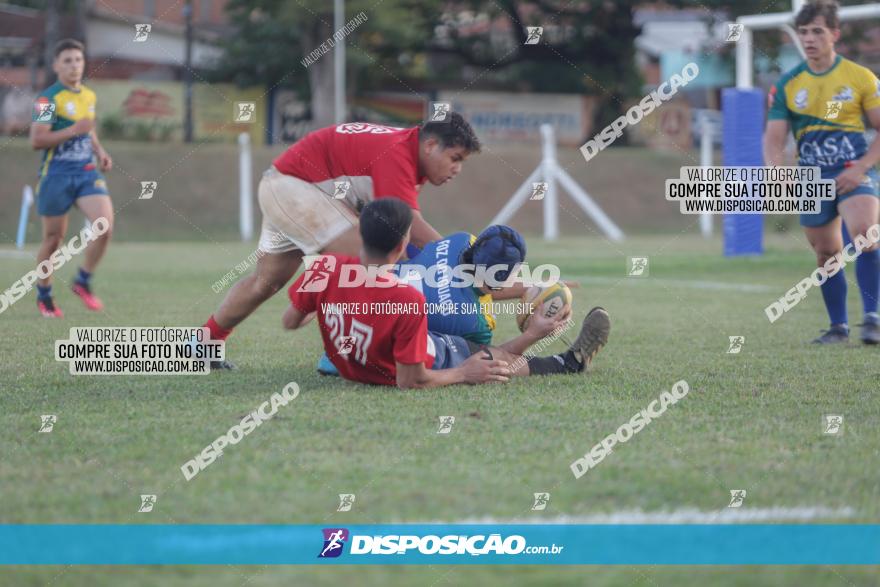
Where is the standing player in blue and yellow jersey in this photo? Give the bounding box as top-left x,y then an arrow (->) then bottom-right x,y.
763,1 -> 880,344
29,39 -> 114,317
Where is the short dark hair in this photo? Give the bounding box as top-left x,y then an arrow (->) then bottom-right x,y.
54,38 -> 85,58
420,111 -> 481,153
795,0 -> 839,29
359,198 -> 413,257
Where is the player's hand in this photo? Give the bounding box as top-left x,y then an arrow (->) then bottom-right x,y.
71,118 -> 94,136
835,165 -> 868,196
460,353 -> 509,384
97,149 -> 112,172
300,311 -> 316,327
525,302 -> 572,339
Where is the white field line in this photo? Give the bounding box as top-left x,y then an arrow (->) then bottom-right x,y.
0,249 -> 34,259
565,274 -> 774,293
434,506 -> 855,525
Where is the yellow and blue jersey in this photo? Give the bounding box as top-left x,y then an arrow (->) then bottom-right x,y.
396,232 -> 496,345
36,81 -> 97,176
768,56 -> 880,172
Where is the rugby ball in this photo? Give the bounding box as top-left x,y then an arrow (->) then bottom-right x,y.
516,283 -> 573,332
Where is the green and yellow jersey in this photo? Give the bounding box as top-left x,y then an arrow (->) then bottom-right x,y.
35,81 -> 97,176
768,55 -> 880,172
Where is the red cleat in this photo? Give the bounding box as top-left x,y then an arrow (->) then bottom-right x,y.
71,282 -> 104,311
37,297 -> 64,318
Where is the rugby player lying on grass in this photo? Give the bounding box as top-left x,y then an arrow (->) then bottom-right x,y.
314,224 -> 580,376
282,199 -> 610,389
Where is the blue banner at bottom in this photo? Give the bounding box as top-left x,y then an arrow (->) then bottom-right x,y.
1,525 -> 879,565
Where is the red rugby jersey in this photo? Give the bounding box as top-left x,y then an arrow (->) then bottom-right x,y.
288,254 -> 435,386
273,123 -> 427,210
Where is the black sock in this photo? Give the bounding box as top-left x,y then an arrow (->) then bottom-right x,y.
527,350 -> 583,375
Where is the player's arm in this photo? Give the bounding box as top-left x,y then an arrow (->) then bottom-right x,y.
497,302 -> 572,355
29,118 -> 94,150
409,209 -> 442,248
284,276 -> 317,330
762,120 -> 790,167
835,100 -> 880,194
763,80 -> 791,168
396,355 -> 509,390
852,106 -> 880,172
281,305 -> 316,330
90,128 -> 113,172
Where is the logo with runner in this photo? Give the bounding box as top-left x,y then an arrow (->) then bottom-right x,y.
825,100 -> 843,120
318,528 -> 349,558
628,256 -> 649,277
727,336 -> 744,354
138,494 -> 157,512
139,181 -> 158,200
235,102 -> 256,123
134,24 -> 151,42
437,416 -> 455,434
525,27 -> 543,45
38,414 -> 57,433
337,494 -> 356,512
530,182 -> 547,200
531,492 -> 550,511
33,99 -> 56,123
823,414 -> 843,435
726,23 -> 743,42
727,489 -> 746,508
333,181 -> 351,199
430,102 -> 451,122
298,255 -> 337,292
338,336 -> 356,356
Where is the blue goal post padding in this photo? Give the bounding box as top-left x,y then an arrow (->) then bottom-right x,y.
721,88 -> 765,256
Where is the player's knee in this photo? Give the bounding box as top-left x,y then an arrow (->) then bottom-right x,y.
810,242 -> 838,265
250,274 -> 286,299
815,250 -> 836,266
96,222 -> 113,241
42,234 -> 63,251
849,226 -> 877,252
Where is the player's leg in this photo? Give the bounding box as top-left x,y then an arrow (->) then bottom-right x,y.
34,174 -> 76,317
212,248 -> 304,330
35,213 -> 68,317
804,215 -> 848,343
838,190 -> 880,343
490,307 -> 611,376
433,307 -> 610,377
73,193 -> 114,311
202,168 -> 358,369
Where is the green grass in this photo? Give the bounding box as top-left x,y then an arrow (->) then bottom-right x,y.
1,234 -> 879,585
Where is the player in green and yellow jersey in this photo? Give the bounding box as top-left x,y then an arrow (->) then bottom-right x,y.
29,39 -> 114,317
764,1 -> 880,344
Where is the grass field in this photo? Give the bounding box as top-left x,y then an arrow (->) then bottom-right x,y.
1,231 -> 879,586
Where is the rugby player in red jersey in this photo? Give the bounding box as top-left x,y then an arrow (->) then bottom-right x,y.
202,115 -> 480,369
282,199 -> 611,388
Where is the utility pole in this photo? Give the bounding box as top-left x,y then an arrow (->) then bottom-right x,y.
43,0 -> 60,86
183,0 -> 194,142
